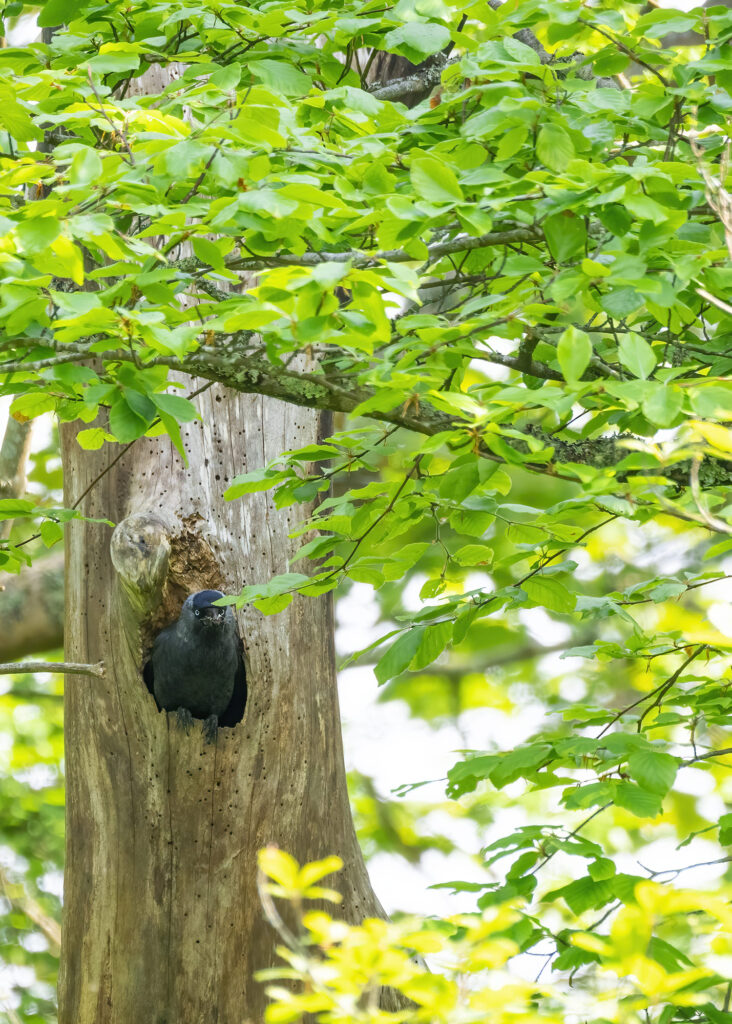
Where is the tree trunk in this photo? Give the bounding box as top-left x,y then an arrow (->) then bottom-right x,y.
58,388 -> 387,1023
0,552 -> 64,660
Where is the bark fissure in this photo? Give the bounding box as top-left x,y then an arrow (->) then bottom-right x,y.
164,736 -> 175,1015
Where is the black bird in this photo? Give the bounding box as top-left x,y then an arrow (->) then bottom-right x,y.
151,590 -> 242,742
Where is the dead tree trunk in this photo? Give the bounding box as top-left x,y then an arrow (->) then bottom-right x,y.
58,389 -> 387,1023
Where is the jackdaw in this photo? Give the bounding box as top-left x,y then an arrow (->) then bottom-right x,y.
151,589 -> 243,742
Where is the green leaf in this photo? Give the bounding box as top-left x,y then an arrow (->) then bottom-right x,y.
384,22 -> 451,61
0,97 -> 39,141
563,781 -> 615,810
642,384 -> 684,426
38,0 -> 80,26
503,36 -> 541,66
124,388 -> 155,422
489,743 -> 553,788
68,148 -> 103,185
76,428 -> 108,450
298,854 -> 343,888
648,937 -> 694,972
557,326 -> 592,383
224,467 -> 292,499
410,621 -> 452,671
545,875 -> 615,914
235,574 -> 310,609
40,520 -> 64,547
109,397 -> 149,443
589,857 -> 616,881
9,393 -> 56,423
255,593 -> 294,615
16,217 -> 61,253
374,627 -> 425,684
624,193 -> 669,225
627,751 -> 677,796
410,156 -> 464,203
192,236 -> 228,274
522,576 -> 576,613
637,8 -> 696,37
152,393 -> 200,423
544,213 -> 587,263
536,124 -> 574,172
614,782 -> 663,818
210,64 -> 241,90
453,544 -> 493,567
496,126 -> 528,161
618,332 -> 656,380
250,60 -> 312,96
156,411 -> 188,465
0,499 -> 34,520
88,51 -> 140,73
689,384 -> 732,420
601,287 -> 644,318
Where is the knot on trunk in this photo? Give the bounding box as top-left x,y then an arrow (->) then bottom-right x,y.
110,511 -> 173,618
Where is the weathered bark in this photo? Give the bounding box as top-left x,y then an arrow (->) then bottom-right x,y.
58,389 -> 391,1023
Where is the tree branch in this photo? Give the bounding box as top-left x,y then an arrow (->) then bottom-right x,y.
217,224 -> 543,273
686,747 -> 732,765
364,2 -> 621,105
181,348 -> 732,491
0,552 -> 64,660
4,343 -> 731,492
0,416 -> 33,541
369,53 -> 454,102
0,660 -> 105,677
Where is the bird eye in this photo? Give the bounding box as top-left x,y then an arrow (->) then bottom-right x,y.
195,608 -> 200,617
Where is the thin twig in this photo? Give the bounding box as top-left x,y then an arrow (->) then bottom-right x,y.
577,19 -> 668,86
690,134 -> 732,258
86,69 -> 136,165
256,855 -> 302,952
636,645 -> 708,732
529,803 -> 613,877
691,457 -> 732,535
180,146 -> 220,204
597,646 -> 707,739
684,746 -> 732,765
0,863 -> 61,955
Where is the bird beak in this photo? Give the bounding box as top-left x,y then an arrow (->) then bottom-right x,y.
203,606 -> 225,622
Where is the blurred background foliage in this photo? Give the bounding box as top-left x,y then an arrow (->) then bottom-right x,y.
1,0 -> 732,1017
2,400 -> 731,1022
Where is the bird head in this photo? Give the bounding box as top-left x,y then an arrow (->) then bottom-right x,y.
184,590 -> 230,630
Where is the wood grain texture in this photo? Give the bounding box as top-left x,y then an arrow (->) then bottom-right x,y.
58,388 -> 389,1024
